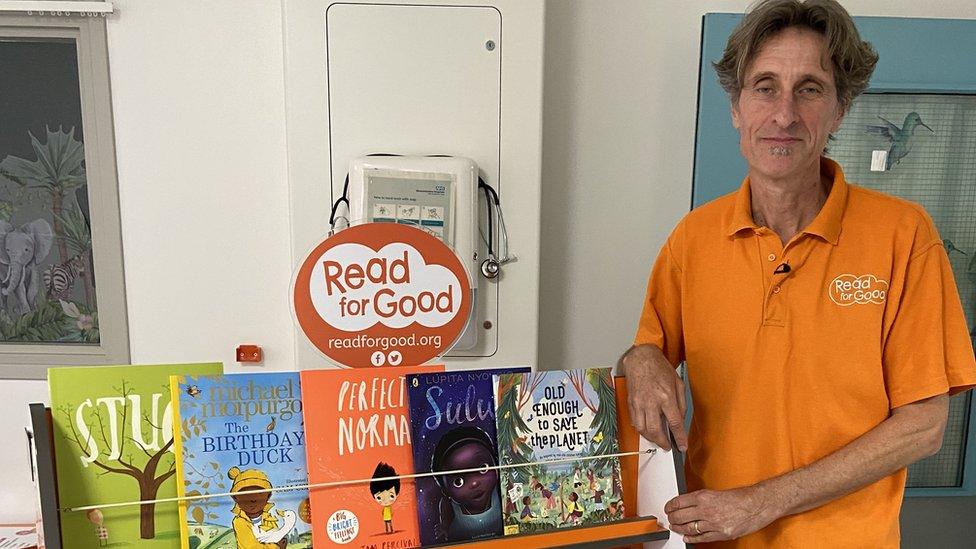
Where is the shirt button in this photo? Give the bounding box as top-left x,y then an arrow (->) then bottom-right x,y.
772,286 -> 781,294
767,253 -> 776,261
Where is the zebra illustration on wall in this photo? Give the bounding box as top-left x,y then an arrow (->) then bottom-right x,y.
43,253 -> 86,301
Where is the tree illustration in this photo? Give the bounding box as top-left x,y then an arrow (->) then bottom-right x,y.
611,461 -> 623,500
58,380 -> 176,539
496,373 -> 536,481
566,369 -> 597,413
0,126 -> 95,308
517,371 -> 547,411
584,369 -> 618,470
179,396 -> 226,525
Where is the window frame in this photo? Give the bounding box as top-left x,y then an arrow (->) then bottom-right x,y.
0,14 -> 129,378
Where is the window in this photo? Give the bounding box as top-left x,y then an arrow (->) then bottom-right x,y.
0,12 -> 128,377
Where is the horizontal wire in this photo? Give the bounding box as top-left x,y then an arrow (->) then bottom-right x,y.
62,448 -> 655,513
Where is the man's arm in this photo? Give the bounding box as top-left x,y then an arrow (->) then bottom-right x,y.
665,393 -> 949,544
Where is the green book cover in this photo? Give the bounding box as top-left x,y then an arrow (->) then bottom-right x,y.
494,368 -> 625,535
49,362 -> 223,548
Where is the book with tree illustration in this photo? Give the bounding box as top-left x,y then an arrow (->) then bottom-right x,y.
49,362 -> 223,549
494,368 -> 625,535
301,365 -> 443,548
171,372 -> 311,549
405,367 -> 529,546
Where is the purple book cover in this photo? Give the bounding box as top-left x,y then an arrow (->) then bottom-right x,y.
406,367 -> 529,545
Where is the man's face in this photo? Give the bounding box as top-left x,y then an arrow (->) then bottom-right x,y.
374,486 -> 398,506
731,26 -> 845,182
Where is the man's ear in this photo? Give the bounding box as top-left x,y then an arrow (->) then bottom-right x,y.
830,102 -> 846,133
730,99 -> 741,129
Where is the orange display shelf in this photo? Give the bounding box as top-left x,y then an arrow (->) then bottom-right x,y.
431,516 -> 669,548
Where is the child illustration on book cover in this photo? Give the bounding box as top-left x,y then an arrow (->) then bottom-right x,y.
228,467 -> 296,549
370,462 -> 401,534
495,368 -> 625,534
86,508 -> 108,547
429,426 -> 502,541
565,492 -> 584,524
530,477 -> 558,518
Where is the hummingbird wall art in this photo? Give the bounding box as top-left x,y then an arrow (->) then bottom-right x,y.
865,112 -> 934,170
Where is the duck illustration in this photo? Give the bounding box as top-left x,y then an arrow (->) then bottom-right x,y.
254,509 -> 297,544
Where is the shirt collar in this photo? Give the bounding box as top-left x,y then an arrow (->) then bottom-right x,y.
725,157 -> 848,245
726,177 -> 758,237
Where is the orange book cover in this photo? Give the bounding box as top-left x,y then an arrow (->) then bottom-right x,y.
301,365 -> 444,548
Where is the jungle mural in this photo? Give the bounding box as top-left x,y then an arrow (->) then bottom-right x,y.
0,40 -> 98,344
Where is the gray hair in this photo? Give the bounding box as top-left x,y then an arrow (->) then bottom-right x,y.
713,0 -> 878,109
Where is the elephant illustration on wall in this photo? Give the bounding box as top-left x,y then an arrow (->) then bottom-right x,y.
0,219 -> 54,315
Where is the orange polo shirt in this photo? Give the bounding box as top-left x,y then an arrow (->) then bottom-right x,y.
635,158 -> 976,548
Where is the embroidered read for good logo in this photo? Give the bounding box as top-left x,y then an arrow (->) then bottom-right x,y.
828,273 -> 889,306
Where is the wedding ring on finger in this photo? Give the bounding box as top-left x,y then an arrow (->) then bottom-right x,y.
694,520 -> 702,535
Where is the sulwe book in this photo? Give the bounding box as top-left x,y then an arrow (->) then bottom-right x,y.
494,368 -> 625,535
405,366 -> 529,546
49,362 -> 223,549
301,365 -> 443,548
171,372 -> 311,549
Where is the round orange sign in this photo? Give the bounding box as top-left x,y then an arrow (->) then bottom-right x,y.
292,223 -> 472,368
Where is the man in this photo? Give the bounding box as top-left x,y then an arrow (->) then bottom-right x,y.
621,0 -> 976,546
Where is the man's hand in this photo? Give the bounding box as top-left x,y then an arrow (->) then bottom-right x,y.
662,394 -> 949,543
665,486 -> 778,544
620,344 -> 687,451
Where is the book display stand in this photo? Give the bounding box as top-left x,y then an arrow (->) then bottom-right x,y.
28,376 -> 679,548
28,404 -> 61,549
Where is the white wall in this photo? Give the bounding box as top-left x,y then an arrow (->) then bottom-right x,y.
109,0 -> 293,370
0,0 -> 295,522
0,379 -> 50,521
